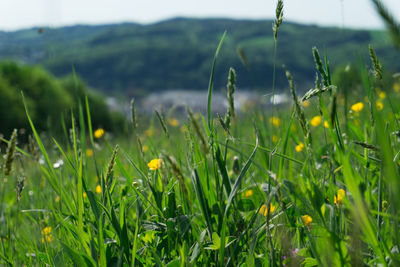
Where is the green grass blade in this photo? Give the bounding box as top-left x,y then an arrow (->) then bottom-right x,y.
207,31 -> 227,132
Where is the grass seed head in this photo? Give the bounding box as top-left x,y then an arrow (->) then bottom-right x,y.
130,98 -> 138,131
15,176 -> 25,202
105,145 -> 119,187
3,129 -> 18,176
186,106 -> 209,153
224,67 -> 236,129
232,156 -> 240,175
369,45 -> 383,80
312,47 -> 329,87
155,109 -> 169,138
272,0 -> 284,39
285,68 -> 312,146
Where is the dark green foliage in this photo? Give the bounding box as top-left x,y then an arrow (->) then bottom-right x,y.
0,18 -> 399,93
0,61 -> 123,136
0,61 -> 72,136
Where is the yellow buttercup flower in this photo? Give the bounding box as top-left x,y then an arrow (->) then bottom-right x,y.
302,100 -> 310,107
41,235 -> 54,243
334,188 -> 345,205
310,116 -> 322,127
41,227 -> 53,243
302,215 -> 312,227
145,128 -> 153,137
168,118 -> 180,127
41,227 -> 52,236
95,185 -> 102,194
394,83 -> 400,92
142,145 -> 149,153
269,117 -> 281,127
272,135 -> 278,143
147,159 -> 163,171
351,102 -> 364,112
378,91 -> 386,99
324,121 -> 330,128
244,189 -> 254,197
86,148 -> 94,157
259,203 -> 276,217
83,192 -> 87,198
295,142 -> 304,152
94,128 -> 105,139
376,100 -> 383,111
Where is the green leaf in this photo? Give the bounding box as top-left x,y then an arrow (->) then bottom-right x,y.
302,257 -> 319,267
165,259 -> 181,267
237,199 -> 256,212
207,31 -> 227,132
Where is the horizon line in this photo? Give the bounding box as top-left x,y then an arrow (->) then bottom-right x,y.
0,16 -> 386,33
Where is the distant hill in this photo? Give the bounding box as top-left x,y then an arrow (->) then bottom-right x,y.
0,18 -> 398,95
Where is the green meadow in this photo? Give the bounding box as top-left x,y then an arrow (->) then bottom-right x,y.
1,0 -> 400,266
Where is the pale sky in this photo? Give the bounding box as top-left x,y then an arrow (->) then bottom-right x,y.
0,0 -> 399,31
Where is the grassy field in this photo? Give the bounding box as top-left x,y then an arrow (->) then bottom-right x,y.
2,1 -> 400,266
1,57 -> 400,266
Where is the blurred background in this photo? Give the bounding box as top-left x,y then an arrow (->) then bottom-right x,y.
0,0 -> 399,137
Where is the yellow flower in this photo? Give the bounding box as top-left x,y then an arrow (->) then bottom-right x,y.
86,148 -> 94,157
376,100 -> 383,111
269,117 -> 281,127
168,118 -> 180,127
351,102 -> 364,112
259,203 -> 276,216
142,145 -> 149,153
46,235 -> 54,242
145,128 -> 153,137
272,135 -> 278,143
295,142 -> 304,152
94,128 -> 105,139
83,192 -> 87,198
41,227 -> 52,236
302,100 -> 310,107
147,159 -> 163,171
378,91 -> 386,99
394,83 -> 400,92
310,116 -> 322,127
41,235 -> 53,243
334,189 -> 345,205
41,227 -> 54,243
95,185 -> 102,194
302,215 -> 312,227
244,189 -> 254,197
324,121 -> 330,128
